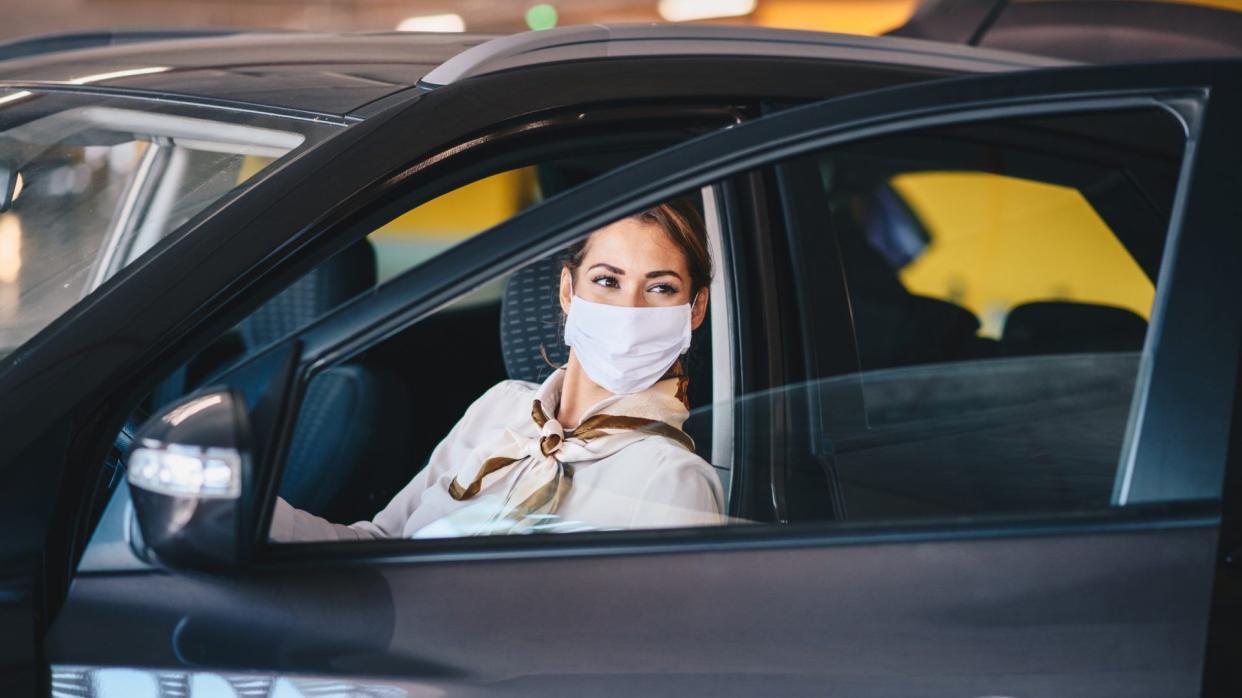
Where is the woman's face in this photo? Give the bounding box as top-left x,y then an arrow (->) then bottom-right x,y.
559,217 -> 708,329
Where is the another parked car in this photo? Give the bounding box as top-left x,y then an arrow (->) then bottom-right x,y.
0,24 -> 1239,698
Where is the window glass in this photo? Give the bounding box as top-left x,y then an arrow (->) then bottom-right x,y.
368,167 -> 540,283
0,89 -> 329,361
890,171 -> 1154,337
782,107 -> 1187,522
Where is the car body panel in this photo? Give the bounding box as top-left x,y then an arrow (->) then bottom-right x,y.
52,519 -> 1216,697
37,58 -> 1242,697
0,32 -> 489,116
0,25 -> 1062,121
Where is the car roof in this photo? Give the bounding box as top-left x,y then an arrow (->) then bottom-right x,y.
0,25 -> 1068,119
0,31 -> 492,117
421,23 -> 1068,87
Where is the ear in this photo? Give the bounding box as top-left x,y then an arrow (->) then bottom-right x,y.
690,287 -> 709,331
559,266 -> 573,315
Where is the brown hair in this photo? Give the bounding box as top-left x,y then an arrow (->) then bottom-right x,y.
563,198 -> 713,296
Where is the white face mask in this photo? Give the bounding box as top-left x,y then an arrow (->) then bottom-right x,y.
563,294 -> 692,395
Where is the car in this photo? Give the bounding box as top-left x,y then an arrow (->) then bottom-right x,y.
0,23 -> 1239,698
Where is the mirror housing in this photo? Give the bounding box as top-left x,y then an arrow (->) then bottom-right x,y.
126,388 -> 254,571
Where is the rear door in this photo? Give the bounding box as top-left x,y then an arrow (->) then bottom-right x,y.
47,59 -> 1242,698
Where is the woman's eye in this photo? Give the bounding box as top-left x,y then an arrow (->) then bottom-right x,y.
648,283 -> 678,295
591,275 -> 619,289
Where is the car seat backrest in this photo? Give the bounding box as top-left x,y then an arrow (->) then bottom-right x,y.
150,240 -> 412,519
259,238 -> 419,516
242,240 -> 410,518
499,254 -> 569,385
152,240 -> 378,408
240,240 -> 377,350
1001,301 -> 1148,356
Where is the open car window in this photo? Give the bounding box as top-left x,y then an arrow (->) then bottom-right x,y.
260,187 -> 730,541
81,131 -> 735,569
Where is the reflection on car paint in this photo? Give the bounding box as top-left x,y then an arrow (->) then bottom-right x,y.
52,666 -> 413,698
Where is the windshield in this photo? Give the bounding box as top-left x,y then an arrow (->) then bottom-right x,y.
0,88 -> 334,358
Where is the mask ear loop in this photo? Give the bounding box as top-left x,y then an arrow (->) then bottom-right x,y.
691,287 -> 705,317
543,264 -> 575,371
684,287 -> 707,355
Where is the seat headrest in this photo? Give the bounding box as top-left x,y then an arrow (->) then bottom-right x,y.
1001,301 -> 1147,355
240,239 -> 377,350
500,254 -> 569,384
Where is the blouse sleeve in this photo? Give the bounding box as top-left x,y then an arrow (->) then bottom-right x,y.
268,379 -> 529,542
627,447 -> 726,530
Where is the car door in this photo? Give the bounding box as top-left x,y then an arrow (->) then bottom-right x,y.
0,40 -> 1045,696
35,59 -> 1242,698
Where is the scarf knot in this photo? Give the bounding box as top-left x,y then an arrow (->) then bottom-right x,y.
538,418 -> 564,456
446,372 -> 694,534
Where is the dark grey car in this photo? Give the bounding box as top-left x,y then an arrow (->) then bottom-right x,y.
0,23 -> 1240,698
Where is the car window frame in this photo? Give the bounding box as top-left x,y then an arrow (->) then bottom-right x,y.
237,60 -> 1242,567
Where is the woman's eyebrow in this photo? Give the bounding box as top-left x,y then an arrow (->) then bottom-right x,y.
588,263 -> 625,274
646,270 -> 683,280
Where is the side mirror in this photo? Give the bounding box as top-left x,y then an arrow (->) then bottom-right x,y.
126,388 -> 254,570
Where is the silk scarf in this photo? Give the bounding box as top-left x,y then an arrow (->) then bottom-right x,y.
447,370 -> 694,533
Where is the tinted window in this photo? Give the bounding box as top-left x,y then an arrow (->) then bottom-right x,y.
779,108 -> 1186,522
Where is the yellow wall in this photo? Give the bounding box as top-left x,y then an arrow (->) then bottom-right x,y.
370,168 -> 539,241
365,167 -> 540,283
753,0 -> 1242,36
755,0 -> 918,35
236,155 -> 273,184
892,172 -> 1155,337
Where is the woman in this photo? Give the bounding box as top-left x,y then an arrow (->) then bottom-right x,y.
270,200 -> 724,541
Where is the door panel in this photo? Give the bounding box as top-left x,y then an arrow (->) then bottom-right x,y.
47,60 -> 1242,698
52,521 -> 1214,697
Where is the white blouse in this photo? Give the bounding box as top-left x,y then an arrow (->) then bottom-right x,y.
269,371 -> 725,541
